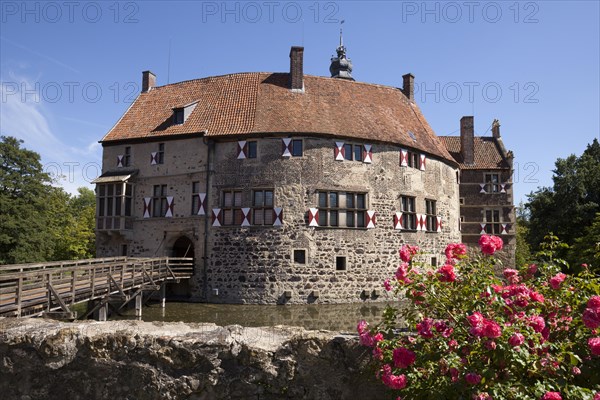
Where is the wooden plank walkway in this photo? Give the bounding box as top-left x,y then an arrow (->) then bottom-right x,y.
0,257 -> 193,318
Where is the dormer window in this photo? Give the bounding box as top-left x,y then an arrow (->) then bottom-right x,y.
173,108 -> 184,125
172,101 -> 198,126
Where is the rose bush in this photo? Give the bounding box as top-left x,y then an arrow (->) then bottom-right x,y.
359,235 -> 600,399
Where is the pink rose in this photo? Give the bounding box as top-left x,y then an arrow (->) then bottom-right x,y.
357,320 -> 368,335
594,393 -> 600,400
395,262 -> 412,284
572,366 -> 581,375
528,315 -> 546,333
437,264 -> 456,282
465,372 -> 482,385
384,279 -> 392,292
417,318 -> 434,338
589,337 -> 600,356
541,392 -> 562,400
588,296 -> 600,312
445,243 -> 467,260
484,340 -> 497,350
399,244 -> 419,262
483,320 -> 502,339
527,263 -> 538,276
479,235 -> 503,255
503,269 -> 520,284
449,367 -> 459,382
549,273 -> 566,289
529,291 -> 545,303
583,308 -> 600,330
467,312 -> 484,327
473,393 -> 493,400
393,347 -> 416,368
509,333 -> 525,347
381,364 -> 407,390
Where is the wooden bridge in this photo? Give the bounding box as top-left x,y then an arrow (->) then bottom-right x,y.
0,257 -> 193,320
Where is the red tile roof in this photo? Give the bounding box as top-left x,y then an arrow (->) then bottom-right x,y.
440,136 -> 511,169
102,72 -> 455,164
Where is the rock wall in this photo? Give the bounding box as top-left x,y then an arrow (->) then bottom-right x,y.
0,319 -> 389,400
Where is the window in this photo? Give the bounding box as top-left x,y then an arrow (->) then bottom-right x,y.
400,196 -> 416,230
485,209 -> 501,234
152,184 -> 168,217
292,139 -> 303,157
173,108 -> 184,125
344,144 -> 363,161
459,197 -> 465,205
121,244 -> 128,257
485,173 -> 500,193
252,189 -> 274,225
408,151 -> 420,169
97,182 -> 133,230
192,181 -> 201,215
222,190 -> 242,225
247,141 -> 257,159
336,256 -> 347,271
346,193 -> 366,228
124,146 -> 131,167
425,199 -> 437,232
294,249 -> 306,264
157,143 -> 165,164
431,257 -> 438,267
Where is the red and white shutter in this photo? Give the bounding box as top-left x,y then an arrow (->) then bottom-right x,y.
241,208 -> 251,226
394,212 -> 403,230
366,210 -> 377,229
417,214 -> 426,231
150,152 -> 158,165
419,154 -> 427,171
143,197 -> 151,218
212,209 -> 222,227
334,142 -> 345,161
480,223 -> 487,234
273,207 -> 283,226
500,184 -> 507,193
480,184 -> 487,194
363,144 -> 373,163
282,138 -> 292,157
501,223 -> 509,234
237,141 -> 247,159
165,196 -> 174,217
436,216 -> 443,232
308,208 -> 319,227
197,193 -> 207,216
117,155 -> 124,168
400,149 -> 408,167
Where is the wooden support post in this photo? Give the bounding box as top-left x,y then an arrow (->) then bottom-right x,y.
99,303 -> 108,321
16,276 -> 23,318
135,293 -> 142,318
160,283 -> 166,308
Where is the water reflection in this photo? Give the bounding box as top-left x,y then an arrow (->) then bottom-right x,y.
114,302 -> 402,332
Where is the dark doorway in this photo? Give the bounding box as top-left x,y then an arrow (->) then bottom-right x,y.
168,236 -> 194,298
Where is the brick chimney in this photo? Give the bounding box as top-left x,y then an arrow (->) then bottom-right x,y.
460,116 -> 475,165
492,119 -> 501,138
402,73 -> 414,101
142,70 -> 156,93
289,46 -> 304,92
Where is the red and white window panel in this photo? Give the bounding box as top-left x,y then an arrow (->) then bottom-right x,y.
436,216 -> 443,232
212,208 -> 222,227
143,197 -> 152,218
400,149 -> 409,167
237,141 -> 248,159
273,207 -> 283,226
165,196 -> 174,218
282,138 -> 293,157
363,144 -> 373,163
150,152 -> 158,165
241,208 -> 251,227
117,155 -> 124,168
419,154 -> 427,171
394,212 -> 403,230
334,142 -> 345,161
308,208 -> 319,227
366,210 -> 377,228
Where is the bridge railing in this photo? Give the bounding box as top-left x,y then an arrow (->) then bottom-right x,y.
0,257 -> 194,318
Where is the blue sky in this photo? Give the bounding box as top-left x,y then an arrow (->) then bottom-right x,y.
1,1 -> 599,204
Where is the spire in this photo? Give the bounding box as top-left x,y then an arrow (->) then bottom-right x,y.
329,24 -> 354,80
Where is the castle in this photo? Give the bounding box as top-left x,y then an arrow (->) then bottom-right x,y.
94,43 -> 515,304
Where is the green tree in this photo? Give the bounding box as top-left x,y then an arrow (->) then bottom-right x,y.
526,139 -> 600,265
0,136 -> 56,264
569,213 -> 600,274
0,136 -> 96,264
515,202 -> 532,268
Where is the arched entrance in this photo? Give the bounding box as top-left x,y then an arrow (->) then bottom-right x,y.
168,236 -> 194,298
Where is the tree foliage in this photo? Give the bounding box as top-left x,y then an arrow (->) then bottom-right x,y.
526,139 -> 600,271
0,136 -> 95,264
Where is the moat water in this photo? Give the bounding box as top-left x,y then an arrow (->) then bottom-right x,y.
114,302 -> 398,332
